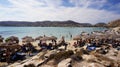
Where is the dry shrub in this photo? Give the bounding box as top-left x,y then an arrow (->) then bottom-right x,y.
75,48 -> 89,56
87,59 -> 97,63
49,50 -> 74,64
94,54 -> 113,61
70,49 -> 84,62
24,63 -> 36,67
93,53 -> 119,67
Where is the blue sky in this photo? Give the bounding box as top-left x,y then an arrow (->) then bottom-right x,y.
0,0 -> 120,24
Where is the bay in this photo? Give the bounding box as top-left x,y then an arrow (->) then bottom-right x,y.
0,27 -> 108,41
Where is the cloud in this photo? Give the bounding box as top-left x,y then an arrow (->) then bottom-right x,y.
69,0 -> 108,8
39,0 -> 63,7
0,0 -> 120,24
8,0 -> 63,8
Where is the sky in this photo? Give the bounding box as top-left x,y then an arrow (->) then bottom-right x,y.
0,0 -> 120,24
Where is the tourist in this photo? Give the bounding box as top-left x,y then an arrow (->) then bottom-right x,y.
73,42 -> 78,48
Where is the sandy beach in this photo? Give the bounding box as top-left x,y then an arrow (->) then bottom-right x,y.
0,0 -> 120,66
0,27 -> 120,67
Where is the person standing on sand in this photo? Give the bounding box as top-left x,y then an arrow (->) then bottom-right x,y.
60,36 -> 68,50
61,36 -> 65,42
73,42 -> 78,48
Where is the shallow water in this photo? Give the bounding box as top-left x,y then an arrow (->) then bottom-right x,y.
0,27 -> 108,41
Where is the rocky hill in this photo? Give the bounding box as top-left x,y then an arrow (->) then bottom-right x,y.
0,19 -> 120,27
0,20 -> 92,27
107,19 -> 120,27
94,23 -> 107,27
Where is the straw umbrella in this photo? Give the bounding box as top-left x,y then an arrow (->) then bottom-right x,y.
81,32 -> 89,36
73,35 -> 81,40
81,35 -> 91,40
22,36 -> 34,43
49,36 -> 57,40
37,36 -> 57,46
0,43 -> 21,48
5,36 -> 19,43
22,36 -> 33,39
97,34 -> 106,40
39,36 -> 51,41
89,34 -> 96,39
35,36 -> 43,40
0,43 -> 21,62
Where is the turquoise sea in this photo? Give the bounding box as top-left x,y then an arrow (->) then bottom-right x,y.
0,27 -> 108,41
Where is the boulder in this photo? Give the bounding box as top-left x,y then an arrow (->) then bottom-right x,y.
58,58 -> 71,67
73,61 -> 105,67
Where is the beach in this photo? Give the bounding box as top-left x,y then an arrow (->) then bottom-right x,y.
0,27 -> 120,67
0,0 -> 120,66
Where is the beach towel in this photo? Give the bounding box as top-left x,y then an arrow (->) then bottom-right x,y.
87,46 -> 96,51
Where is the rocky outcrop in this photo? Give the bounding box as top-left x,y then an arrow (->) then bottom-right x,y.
7,48 -> 120,67
94,23 -> 107,27
58,58 -> 71,67
108,19 -> 120,27
112,27 -> 120,34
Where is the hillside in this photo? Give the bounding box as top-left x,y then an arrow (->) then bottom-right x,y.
0,19 -> 119,27
94,23 -> 107,27
0,20 -> 92,27
107,19 -> 120,27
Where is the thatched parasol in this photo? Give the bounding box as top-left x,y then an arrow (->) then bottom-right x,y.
0,43 -> 21,59
35,36 -> 57,41
81,35 -> 90,40
49,36 -> 57,40
39,36 -> 51,41
0,43 -> 21,48
73,35 -> 81,40
22,36 -> 33,39
5,36 -> 19,43
96,34 -> 106,39
89,34 -> 96,39
22,36 -> 34,43
81,32 -> 89,36
35,36 -> 43,40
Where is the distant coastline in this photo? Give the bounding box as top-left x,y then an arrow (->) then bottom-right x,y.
0,21 -> 103,27
0,19 -> 119,27
0,20 -> 93,27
